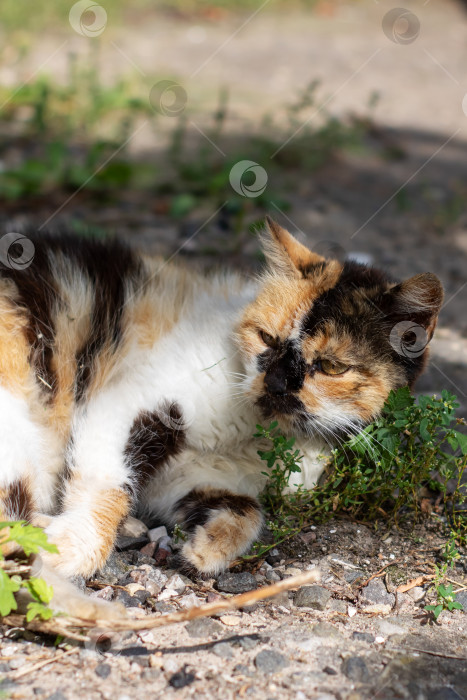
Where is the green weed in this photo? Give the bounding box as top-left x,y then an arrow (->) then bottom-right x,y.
0,521 -> 57,621
251,388 -> 467,563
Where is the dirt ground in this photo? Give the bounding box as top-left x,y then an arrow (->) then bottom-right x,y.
1,1 -> 467,698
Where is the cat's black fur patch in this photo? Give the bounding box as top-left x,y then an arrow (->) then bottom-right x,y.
125,403 -> 186,488
5,479 -> 32,520
1,234 -> 59,398
175,488 -> 260,532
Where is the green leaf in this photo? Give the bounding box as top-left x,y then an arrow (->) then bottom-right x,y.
0,568 -> 20,616
419,417 -> 431,442
26,577 -> 54,605
3,522 -> 58,556
453,430 -> 467,455
26,602 -> 54,622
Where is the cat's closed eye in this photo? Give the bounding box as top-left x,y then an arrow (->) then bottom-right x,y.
259,330 -> 277,348
317,358 -> 349,375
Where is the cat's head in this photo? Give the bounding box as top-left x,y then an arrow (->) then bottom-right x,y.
236,217 -> 443,440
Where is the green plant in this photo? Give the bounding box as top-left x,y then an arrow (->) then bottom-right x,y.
424,537 -> 463,621
250,388 -> 467,562
0,521 -> 58,621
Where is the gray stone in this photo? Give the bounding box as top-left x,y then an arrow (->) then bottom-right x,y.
407,586 -> 426,602
119,516 -> 148,538
96,552 -> 130,585
352,631 -> 375,643
254,649 -> 288,674
328,598 -> 347,613
185,617 -> 223,638
147,525 -> 168,543
217,572 -> 258,594
360,578 -> 395,607
265,569 -> 281,582
377,618 -> 408,637
345,570 -> 366,584
454,590 -> 467,611
323,666 -> 338,675
294,585 -> 331,610
237,635 -> 261,650
115,590 -> 141,608
8,658 -> 26,669
116,534 -> 149,552
95,663 -> 111,679
310,622 -> 342,639
69,575 -> 87,592
212,642 -> 233,659
342,656 -> 370,683
46,694 -> 68,700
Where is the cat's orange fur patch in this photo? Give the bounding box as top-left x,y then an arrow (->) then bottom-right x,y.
92,488 -> 130,567
181,506 -> 263,574
0,291 -> 36,398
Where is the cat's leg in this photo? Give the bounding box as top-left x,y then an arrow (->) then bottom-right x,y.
40,399 -> 135,579
173,486 -> 264,575
0,385 -> 55,555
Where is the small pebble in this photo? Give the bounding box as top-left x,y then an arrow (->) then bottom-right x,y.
217,572 -> 257,594
148,526 -> 168,543
254,649 -> 288,674
341,656 -> 370,683
352,631 -> 375,643
212,642 -> 233,659
323,666 -> 338,675
185,617 -> 223,638
95,663 -> 111,679
294,585 -> 331,610
169,666 -> 196,688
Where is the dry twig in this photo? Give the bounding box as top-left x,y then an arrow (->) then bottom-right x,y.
2,569 -> 320,641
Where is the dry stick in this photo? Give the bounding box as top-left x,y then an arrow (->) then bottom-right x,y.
396,646 -> 467,661
358,558 -> 404,589
9,647 -> 79,681
2,569 -> 320,639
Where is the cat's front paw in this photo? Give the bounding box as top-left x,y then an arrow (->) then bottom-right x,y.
179,507 -> 263,576
42,515 -> 113,578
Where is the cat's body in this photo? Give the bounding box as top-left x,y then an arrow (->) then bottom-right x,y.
0,219 -> 443,614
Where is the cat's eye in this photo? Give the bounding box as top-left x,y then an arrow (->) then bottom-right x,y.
259,330 -> 277,348
319,359 -> 349,375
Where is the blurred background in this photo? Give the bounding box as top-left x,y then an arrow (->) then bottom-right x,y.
0,0 -> 466,408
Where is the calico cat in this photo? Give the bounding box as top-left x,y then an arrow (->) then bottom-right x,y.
0,218 -> 443,614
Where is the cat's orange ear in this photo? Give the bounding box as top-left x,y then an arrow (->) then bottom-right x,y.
387,272 -> 444,340
262,217 -> 325,278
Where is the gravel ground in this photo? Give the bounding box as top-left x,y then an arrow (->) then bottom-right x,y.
1,518 -> 466,700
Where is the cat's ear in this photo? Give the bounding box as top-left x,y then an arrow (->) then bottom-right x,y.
385,272 -> 444,340
262,217 -> 325,278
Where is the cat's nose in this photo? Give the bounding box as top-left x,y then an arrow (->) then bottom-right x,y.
264,372 -> 288,396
